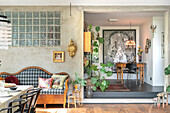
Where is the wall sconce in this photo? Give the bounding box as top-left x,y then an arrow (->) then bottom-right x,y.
67,39 -> 77,57
150,25 -> 157,38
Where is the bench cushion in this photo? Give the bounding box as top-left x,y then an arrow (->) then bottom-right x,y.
40,88 -> 64,94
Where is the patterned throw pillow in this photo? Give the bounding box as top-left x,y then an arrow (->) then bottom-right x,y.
52,74 -> 68,89
38,77 -> 53,89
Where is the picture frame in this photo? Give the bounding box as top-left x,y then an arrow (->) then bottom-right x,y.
53,51 -> 65,62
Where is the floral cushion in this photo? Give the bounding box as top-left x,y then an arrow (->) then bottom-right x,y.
38,77 -> 53,89
52,74 -> 68,89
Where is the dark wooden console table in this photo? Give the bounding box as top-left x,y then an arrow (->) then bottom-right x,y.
116,63 -> 146,84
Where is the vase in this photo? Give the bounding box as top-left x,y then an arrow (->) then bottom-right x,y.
86,85 -> 93,98
139,55 -> 142,62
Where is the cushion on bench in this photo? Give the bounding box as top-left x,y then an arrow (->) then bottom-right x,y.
40,88 -> 64,94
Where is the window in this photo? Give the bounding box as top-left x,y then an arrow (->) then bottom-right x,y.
5,11 -> 61,47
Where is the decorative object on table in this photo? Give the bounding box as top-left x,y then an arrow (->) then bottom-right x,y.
0,14 -> 12,50
89,62 -> 114,92
10,86 -> 17,90
67,39 -> 77,57
150,25 -> 157,38
5,76 -> 19,85
103,29 -> 136,63
53,51 -> 65,62
137,47 -> 143,62
145,38 -> 151,53
70,72 -> 87,91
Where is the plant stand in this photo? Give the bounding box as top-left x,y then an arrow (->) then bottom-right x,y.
73,90 -> 83,106
68,95 -> 76,108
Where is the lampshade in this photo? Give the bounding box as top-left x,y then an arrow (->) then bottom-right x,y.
126,22 -> 136,48
0,15 -> 12,50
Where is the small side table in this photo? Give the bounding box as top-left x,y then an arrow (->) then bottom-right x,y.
68,95 -> 76,108
157,92 -> 165,108
73,90 -> 83,106
166,92 -> 170,106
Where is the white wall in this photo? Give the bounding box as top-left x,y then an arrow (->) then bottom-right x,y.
140,18 -> 153,85
152,17 -> 164,86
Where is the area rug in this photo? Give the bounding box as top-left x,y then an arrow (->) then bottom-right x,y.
97,84 -> 130,92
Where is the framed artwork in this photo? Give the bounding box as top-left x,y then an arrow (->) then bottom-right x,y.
53,51 -> 65,62
103,29 -> 136,64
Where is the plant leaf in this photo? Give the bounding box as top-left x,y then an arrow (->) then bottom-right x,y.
100,67 -> 106,74
93,41 -> 99,47
90,65 -> 98,71
102,76 -> 105,79
100,86 -> 105,92
91,77 -> 97,84
102,80 -> 107,86
93,86 -> 97,91
95,26 -> 100,32
89,25 -> 92,31
106,62 -> 114,68
107,71 -> 113,77
166,85 -> 170,92
96,81 -> 100,87
99,37 -> 104,44
100,63 -> 106,67
94,48 -> 98,53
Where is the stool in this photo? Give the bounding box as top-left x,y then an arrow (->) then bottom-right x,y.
166,92 -> 170,106
73,90 -> 83,106
157,92 -> 165,108
68,95 -> 76,108
153,97 -> 158,106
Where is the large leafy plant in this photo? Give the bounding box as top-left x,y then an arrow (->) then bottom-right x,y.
164,65 -> 170,92
89,62 -> 114,92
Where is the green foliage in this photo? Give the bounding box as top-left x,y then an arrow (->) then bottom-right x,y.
88,25 -> 92,31
70,72 -> 87,87
164,65 -> 170,75
99,37 -> 104,44
95,26 -> 100,32
93,41 -> 99,47
166,86 -> 170,92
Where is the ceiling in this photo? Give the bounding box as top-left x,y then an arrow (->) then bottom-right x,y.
0,0 -> 170,6
85,11 -> 164,26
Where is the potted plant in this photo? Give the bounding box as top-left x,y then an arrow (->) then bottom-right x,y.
70,72 -> 87,91
89,62 -> 114,92
137,46 -> 143,62
164,64 -> 170,92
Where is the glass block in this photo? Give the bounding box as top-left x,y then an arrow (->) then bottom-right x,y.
55,26 -> 60,32
12,26 -> 18,32
55,11 -> 60,18
40,12 -> 46,18
26,12 -> 32,18
19,19 -> 25,25
33,40 -> 39,46
12,19 -> 18,25
48,19 -> 53,25
26,26 -> 32,32
33,33 -> 39,39
19,26 -> 25,32
19,12 -> 25,18
12,33 -> 18,39
40,33 -> 46,39
55,19 -> 60,25
40,40 -> 46,46
12,12 -> 18,18
26,33 -> 32,39
40,19 -> 46,25
26,40 -> 32,46
19,40 -> 25,46
26,19 -> 32,25
47,12 -> 53,18
5,12 -> 11,18
12,40 -> 18,46
56,40 -> 60,46
48,33 -> 53,39
33,12 -> 39,18
55,33 -> 60,39
19,33 -> 25,39
33,26 -> 39,32
48,26 -> 53,32
47,40 -> 53,46
40,26 -> 46,32
33,19 -> 39,25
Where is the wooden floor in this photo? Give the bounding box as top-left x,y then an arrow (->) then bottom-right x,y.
36,104 -> 170,113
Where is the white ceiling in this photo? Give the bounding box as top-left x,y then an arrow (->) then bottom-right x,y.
0,0 -> 170,6
85,12 -> 164,26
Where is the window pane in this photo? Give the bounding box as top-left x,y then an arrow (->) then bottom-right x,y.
40,40 -> 46,46
33,12 -> 39,18
12,40 -> 18,46
26,33 -> 32,39
19,12 -> 25,18
33,40 -> 39,46
26,19 -> 32,25
12,19 -> 18,25
26,12 -> 32,18
19,40 -> 25,46
19,26 -> 25,32
12,33 -> 18,39
26,40 -> 32,46
40,12 -> 46,18
26,26 -> 32,32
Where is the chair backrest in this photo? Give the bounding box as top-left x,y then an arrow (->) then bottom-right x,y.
19,92 -> 36,113
126,63 -> 137,70
0,99 -> 27,113
27,88 -> 42,108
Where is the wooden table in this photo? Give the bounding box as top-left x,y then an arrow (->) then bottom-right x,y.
0,85 -> 33,113
116,63 -> 146,84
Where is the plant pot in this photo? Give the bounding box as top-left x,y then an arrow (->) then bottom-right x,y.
74,84 -> 81,91
86,85 -> 93,98
139,55 -> 142,62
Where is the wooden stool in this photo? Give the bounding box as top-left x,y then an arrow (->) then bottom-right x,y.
68,95 -> 76,108
157,92 -> 165,108
153,97 -> 158,106
73,90 -> 83,106
166,92 -> 170,106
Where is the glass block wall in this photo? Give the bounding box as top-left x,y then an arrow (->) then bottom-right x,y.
4,11 -> 61,47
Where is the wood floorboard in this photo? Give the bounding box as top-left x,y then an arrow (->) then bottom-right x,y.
36,104 -> 170,113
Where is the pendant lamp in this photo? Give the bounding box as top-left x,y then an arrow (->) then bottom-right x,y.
126,22 -> 136,48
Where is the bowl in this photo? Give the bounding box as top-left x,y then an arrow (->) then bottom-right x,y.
10,87 -> 17,90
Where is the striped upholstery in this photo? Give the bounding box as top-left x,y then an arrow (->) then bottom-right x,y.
0,68 -> 68,94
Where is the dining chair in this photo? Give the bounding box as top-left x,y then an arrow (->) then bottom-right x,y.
0,99 -> 27,113
126,63 -> 137,83
14,92 -> 36,113
26,88 -> 42,113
